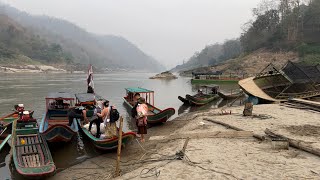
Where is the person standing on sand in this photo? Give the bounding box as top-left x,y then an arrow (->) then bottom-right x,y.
136,97 -> 148,142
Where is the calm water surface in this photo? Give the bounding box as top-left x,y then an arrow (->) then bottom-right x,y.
0,72 -> 238,179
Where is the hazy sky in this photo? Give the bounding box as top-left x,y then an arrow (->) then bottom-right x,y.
1,0 -> 260,68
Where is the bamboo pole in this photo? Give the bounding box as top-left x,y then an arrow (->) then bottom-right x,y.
203,118 -> 265,140
114,116 -> 124,177
265,128 -> 320,157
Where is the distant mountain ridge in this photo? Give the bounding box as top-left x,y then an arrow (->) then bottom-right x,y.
0,4 -> 165,72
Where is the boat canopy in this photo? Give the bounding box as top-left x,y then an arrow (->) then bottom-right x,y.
125,87 -> 154,93
75,93 -> 96,103
46,92 -> 75,100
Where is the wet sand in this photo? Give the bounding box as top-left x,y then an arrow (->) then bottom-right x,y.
50,104 -> 320,179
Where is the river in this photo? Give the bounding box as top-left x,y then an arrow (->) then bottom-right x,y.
0,72 -> 239,179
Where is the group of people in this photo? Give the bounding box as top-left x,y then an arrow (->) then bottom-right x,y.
67,100 -> 118,139
66,93 -> 148,142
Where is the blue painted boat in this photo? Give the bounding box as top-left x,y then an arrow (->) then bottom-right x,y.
39,92 -> 78,142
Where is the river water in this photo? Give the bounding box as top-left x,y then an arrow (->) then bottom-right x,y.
0,73 -> 239,179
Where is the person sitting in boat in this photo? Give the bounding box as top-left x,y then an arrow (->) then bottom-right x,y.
55,99 -> 65,109
67,106 -> 88,127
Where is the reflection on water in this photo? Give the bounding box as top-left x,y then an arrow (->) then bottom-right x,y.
0,73 -> 239,179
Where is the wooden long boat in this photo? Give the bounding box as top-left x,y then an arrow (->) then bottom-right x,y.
12,114 -> 55,178
123,87 -> 175,124
0,110 -> 26,152
217,91 -> 244,100
76,120 -> 136,151
40,92 -> 78,142
186,94 -> 219,106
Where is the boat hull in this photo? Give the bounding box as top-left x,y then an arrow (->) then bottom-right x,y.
217,92 -> 244,100
12,121 -> 55,178
186,94 -> 219,106
77,120 -> 136,151
40,114 -> 78,143
123,98 -> 175,124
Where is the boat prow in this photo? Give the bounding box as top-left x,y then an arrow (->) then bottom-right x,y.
147,108 -> 175,124
178,96 -> 189,104
77,120 -> 136,151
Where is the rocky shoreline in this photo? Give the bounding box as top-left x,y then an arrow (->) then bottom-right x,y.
50,104 -> 320,179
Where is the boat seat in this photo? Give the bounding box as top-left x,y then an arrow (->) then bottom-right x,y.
17,135 -> 45,167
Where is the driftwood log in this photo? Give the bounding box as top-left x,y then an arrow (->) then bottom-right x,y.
265,128 -> 320,157
203,118 -> 265,140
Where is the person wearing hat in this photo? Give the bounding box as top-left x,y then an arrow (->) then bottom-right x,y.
67,106 -> 88,127
136,97 -> 148,142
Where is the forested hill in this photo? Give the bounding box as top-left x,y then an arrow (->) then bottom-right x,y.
0,14 -> 72,65
173,0 -> 320,73
0,4 -> 165,72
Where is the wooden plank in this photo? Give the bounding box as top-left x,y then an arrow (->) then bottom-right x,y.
31,155 -> 36,167
22,156 -> 28,167
238,77 -> 278,102
30,136 -> 37,153
203,118 -> 265,140
35,154 -> 40,167
27,137 -> 32,154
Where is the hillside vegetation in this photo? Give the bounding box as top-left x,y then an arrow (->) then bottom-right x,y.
174,0 -> 320,73
0,4 -> 164,72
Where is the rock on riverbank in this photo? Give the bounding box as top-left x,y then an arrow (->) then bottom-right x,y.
149,71 -> 178,79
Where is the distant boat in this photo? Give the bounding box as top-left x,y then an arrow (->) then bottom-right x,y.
39,92 -> 78,142
12,112 -> 55,178
217,90 -> 244,100
123,87 -> 175,124
191,72 -> 241,84
179,85 -> 220,106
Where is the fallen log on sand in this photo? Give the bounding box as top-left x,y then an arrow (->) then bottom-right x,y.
203,118 -> 265,140
265,128 -> 320,157
148,131 -> 253,141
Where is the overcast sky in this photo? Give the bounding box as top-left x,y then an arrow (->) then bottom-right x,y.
1,0 -> 260,68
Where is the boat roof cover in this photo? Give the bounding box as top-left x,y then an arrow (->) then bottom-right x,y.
46,92 -> 75,99
75,93 -> 96,102
126,87 -> 154,93
282,61 -> 320,83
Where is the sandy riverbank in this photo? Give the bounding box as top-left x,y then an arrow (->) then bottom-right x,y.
50,104 -> 320,179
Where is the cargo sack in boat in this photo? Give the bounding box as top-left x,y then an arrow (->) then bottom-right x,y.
83,123 -> 105,136
109,106 -> 119,123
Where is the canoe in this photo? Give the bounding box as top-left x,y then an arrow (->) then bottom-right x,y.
12,116 -> 55,178
185,94 -> 219,106
0,111 -> 22,151
124,87 -> 175,124
178,96 -> 189,104
123,97 -> 175,124
218,91 -> 244,100
77,120 -> 136,151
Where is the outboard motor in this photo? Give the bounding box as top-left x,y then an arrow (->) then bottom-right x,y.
21,111 -> 30,121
